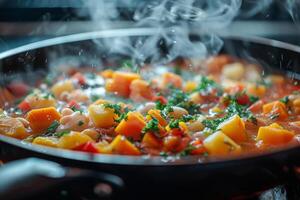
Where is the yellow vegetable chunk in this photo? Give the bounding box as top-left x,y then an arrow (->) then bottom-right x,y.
51,80 -> 74,98
57,131 -> 93,149
33,137 -> 58,148
217,114 -> 246,143
0,117 -> 28,139
247,83 -> 266,97
109,135 -> 141,155
203,131 -> 241,156
142,132 -> 162,149
115,111 -> 146,140
25,92 -> 56,109
88,104 -> 117,128
262,101 -> 288,120
256,123 -> 294,145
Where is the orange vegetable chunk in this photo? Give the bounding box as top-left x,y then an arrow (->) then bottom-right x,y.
58,131 -> 93,149
142,132 -> 162,149
263,101 -> 288,120
0,117 -> 28,139
256,123 -> 294,145
129,79 -> 154,101
115,111 -> 146,140
26,107 -> 61,133
161,72 -> 182,89
217,115 -> 246,143
106,71 -> 140,97
109,135 -> 141,155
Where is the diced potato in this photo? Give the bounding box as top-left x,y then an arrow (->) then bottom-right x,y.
88,104 -> 117,128
0,117 -> 28,139
81,129 -> 99,141
217,115 -> 246,143
222,63 -> 245,80
203,131 -> 241,156
26,107 -> 61,133
57,131 -> 93,149
256,123 -> 294,145
129,79 -> 154,102
109,135 -> 141,155
161,72 -> 182,89
142,132 -> 162,149
184,81 -> 197,92
105,71 -> 140,97
25,93 -> 56,109
263,101 -> 288,120
115,112 -> 146,140
51,80 -> 75,98
33,137 -> 58,148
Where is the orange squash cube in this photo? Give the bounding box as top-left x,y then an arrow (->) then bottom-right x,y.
115,112 -> 146,140
105,71 -> 140,97
129,79 -> 154,102
109,135 -> 141,155
142,132 -> 162,149
257,123 -> 294,145
161,72 -> 182,89
263,101 -> 288,120
26,107 -> 61,133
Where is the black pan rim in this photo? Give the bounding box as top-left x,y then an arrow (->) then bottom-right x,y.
1,28 -> 300,166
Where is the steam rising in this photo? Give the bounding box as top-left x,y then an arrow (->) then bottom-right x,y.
83,0 -> 242,64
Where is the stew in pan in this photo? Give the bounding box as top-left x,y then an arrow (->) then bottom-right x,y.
1,55 -> 300,158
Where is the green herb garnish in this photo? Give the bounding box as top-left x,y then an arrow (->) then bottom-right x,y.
142,118 -> 159,134
46,120 -> 60,134
54,130 -> 70,137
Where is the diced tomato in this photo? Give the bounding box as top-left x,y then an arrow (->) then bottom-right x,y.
18,100 -> 31,113
169,128 -> 184,137
190,140 -> 206,155
152,95 -> 167,104
236,93 -> 250,105
248,100 -> 264,113
73,141 -> 99,153
7,82 -> 30,98
67,100 -> 80,110
72,72 -> 86,85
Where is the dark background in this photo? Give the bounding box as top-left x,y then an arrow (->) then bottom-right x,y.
0,0 -> 299,53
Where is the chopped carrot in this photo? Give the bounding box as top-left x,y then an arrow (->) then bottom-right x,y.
115,112 -> 146,140
129,79 -> 154,102
257,123 -> 294,145
161,72 -> 182,89
142,132 -> 162,149
105,71 -> 140,97
147,109 -> 167,126
26,107 -> 61,133
100,69 -> 114,79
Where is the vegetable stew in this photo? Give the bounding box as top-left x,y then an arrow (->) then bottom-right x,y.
1,55 -> 300,157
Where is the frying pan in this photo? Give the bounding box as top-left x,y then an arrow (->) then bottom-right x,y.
1,28 -> 300,200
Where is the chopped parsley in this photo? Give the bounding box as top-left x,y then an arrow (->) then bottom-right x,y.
142,118 -> 159,134
42,92 -> 54,99
269,113 -> 280,120
169,119 -> 180,129
203,100 -> 257,130
54,130 -> 70,137
179,145 -> 196,156
71,106 -> 83,113
46,120 -> 60,134
104,103 -> 122,115
194,76 -> 223,96
280,96 -> 289,105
